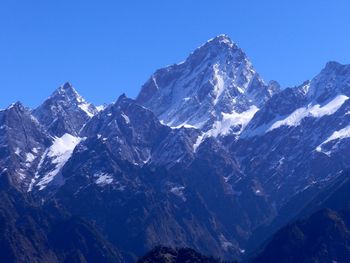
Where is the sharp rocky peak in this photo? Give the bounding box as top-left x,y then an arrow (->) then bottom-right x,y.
136,34 -> 278,133
189,34 -> 241,58
33,83 -> 97,137
4,101 -> 26,112
50,82 -> 85,104
306,61 -> 350,103
323,61 -> 350,72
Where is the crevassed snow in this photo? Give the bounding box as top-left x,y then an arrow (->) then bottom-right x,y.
268,95 -> 348,132
95,172 -> 114,186
36,134 -> 81,190
316,125 -> 350,154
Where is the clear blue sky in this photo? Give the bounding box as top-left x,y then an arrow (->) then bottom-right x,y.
1,0 -> 350,108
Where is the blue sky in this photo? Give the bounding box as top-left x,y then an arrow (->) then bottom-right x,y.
1,0 -> 350,108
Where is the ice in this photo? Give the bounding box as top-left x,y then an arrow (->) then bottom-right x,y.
269,95 -> 348,132
36,134 -> 81,190
316,125 -> 350,154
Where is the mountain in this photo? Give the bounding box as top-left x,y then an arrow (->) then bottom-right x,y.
0,102 -> 51,191
33,82 -> 97,137
231,61 -> 350,253
47,95 -> 274,261
2,35 -> 350,262
135,37 -> 350,258
81,94 -> 172,165
137,35 -> 279,139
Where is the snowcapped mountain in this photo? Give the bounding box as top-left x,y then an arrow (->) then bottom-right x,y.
0,102 -> 51,191
237,62 -> 350,202
2,35 -> 350,262
137,35 -> 279,138
33,82 -> 97,137
81,94 -> 201,168
81,94 -> 171,165
231,62 -> 350,254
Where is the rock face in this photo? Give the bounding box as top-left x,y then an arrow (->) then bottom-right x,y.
2,35 -> 350,262
0,102 -> 51,191
33,82 -> 97,137
137,35 -> 279,134
232,62 -> 350,252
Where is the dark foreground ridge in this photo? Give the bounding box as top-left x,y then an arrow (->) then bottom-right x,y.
137,246 -> 237,263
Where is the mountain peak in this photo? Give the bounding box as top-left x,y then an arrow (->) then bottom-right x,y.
52,82 -> 79,99
117,93 -> 128,101
33,83 -> 97,136
48,83 -> 96,114
6,101 -> 25,112
137,35 -> 274,132
306,61 -> 350,102
61,81 -> 74,90
206,34 -> 236,48
322,61 -> 350,74
189,34 -> 242,62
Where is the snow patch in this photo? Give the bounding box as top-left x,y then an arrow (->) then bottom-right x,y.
36,134 -> 81,190
171,123 -> 197,129
211,106 -> 259,137
212,64 -> 225,104
78,102 -> 94,118
14,147 -> 21,156
121,112 -> 130,124
316,125 -> 350,155
95,172 -> 114,186
25,152 -> 36,163
193,106 -> 259,151
170,186 -> 186,201
96,105 -> 106,112
269,95 -> 349,132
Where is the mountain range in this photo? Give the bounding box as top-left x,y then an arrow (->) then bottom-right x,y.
2,34 -> 350,262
